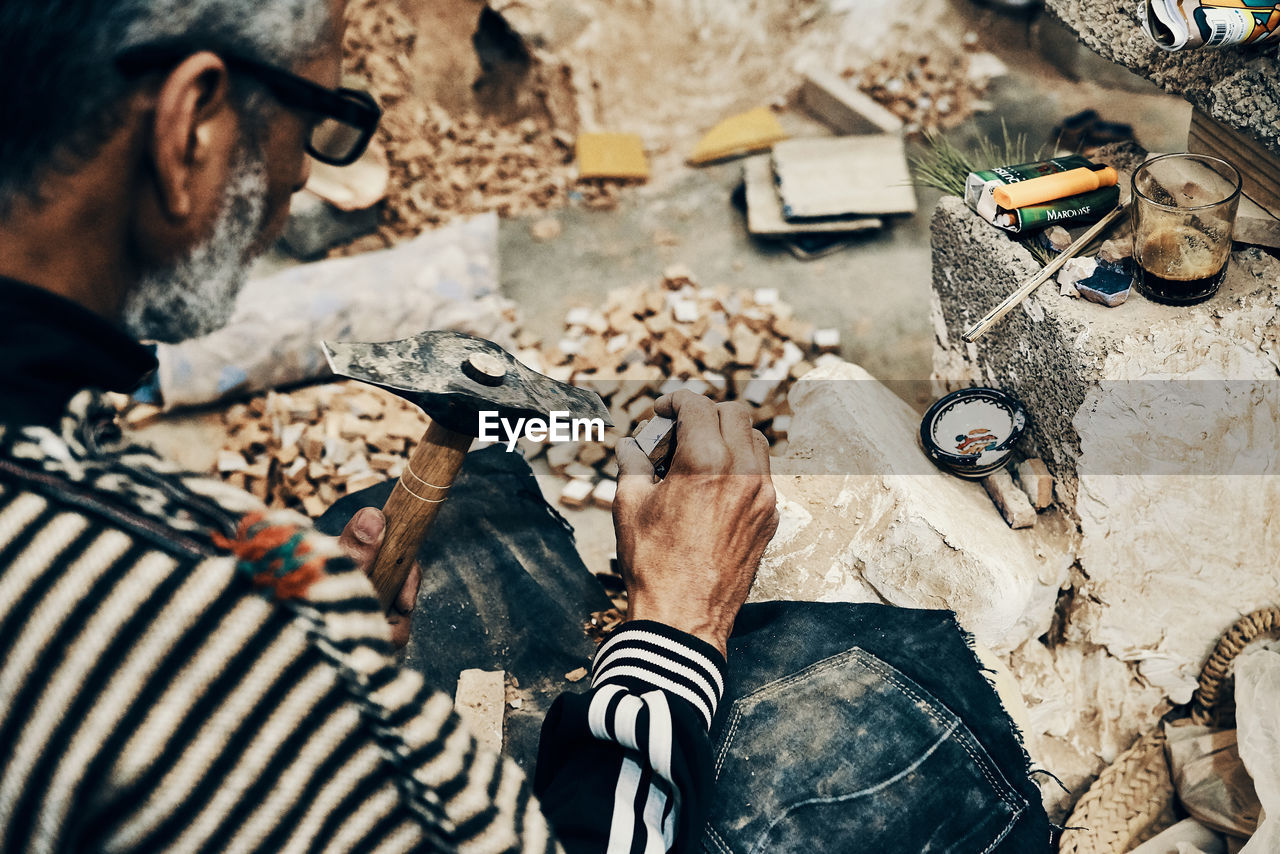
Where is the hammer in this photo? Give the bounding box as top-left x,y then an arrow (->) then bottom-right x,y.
322,330 -> 611,611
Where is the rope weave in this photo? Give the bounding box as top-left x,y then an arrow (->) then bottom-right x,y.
1058,606 -> 1280,852
1189,606 -> 1280,727
1058,730 -> 1177,854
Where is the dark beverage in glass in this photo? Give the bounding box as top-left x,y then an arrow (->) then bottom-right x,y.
1132,154 -> 1241,307
1136,225 -> 1230,305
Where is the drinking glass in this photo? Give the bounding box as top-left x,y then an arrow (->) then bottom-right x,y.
1131,153 -> 1242,305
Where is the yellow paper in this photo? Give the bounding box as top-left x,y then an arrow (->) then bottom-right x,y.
576,133 -> 650,181
689,107 -> 788,165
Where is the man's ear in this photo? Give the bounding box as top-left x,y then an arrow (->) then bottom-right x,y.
149,52 -> 236,221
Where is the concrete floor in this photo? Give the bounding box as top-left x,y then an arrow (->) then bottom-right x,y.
499,30 -> 1190,412
499,6 -> 1192,577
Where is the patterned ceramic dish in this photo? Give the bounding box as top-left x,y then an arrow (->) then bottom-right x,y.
920,388 -> 1028,478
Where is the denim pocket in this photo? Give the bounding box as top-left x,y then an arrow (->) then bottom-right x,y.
702,646 -> 1027,854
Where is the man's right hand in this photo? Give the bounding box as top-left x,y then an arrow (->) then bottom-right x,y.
613,390 -> 780,657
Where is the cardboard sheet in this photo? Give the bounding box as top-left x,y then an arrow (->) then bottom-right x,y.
743,156 -> 883,236
771,136 -> 917,220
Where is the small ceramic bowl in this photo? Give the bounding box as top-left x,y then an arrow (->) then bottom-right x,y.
920,388 -> 1028,478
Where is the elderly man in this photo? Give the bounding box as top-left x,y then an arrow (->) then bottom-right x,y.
2,0 -> 1062,851
0,0 -> 780,851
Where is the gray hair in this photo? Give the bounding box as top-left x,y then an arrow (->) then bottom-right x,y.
0,0 -> 333,213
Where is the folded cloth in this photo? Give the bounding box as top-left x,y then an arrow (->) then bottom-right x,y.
141,213 -> 517,409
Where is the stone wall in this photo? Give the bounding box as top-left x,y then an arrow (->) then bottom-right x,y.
1046,0 -> 1280,156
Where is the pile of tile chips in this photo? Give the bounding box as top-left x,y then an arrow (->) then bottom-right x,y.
518,266 -> 839,508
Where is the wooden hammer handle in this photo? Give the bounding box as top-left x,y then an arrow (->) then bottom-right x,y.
368,418 -> 472,611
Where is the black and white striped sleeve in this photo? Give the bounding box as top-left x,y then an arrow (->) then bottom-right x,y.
533,621 -> 727,854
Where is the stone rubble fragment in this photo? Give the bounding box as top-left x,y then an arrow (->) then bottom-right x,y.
1043,225 -> 1073,253
755,358 -> 1072,653
1056,256 -> 1098,293
1096,237 -> 1133,264
1015,458 -> 1054,510
983,469 -> 1037,529
454,669 -> 506,755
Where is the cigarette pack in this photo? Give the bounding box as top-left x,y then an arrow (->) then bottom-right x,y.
964,155 -> 1120,235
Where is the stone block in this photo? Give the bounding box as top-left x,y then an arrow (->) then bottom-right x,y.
797,68 -> 904,136
1045,0 -> 1280,159
931,183 -> 1280,700
756,359 -> 1074,652
1232,197 -> 1280,249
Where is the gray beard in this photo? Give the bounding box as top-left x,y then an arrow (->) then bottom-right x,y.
121,153 -> 269,343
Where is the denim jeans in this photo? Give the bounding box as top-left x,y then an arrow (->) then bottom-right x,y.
706,602 -> 1051,852
320,447 -> 1052,852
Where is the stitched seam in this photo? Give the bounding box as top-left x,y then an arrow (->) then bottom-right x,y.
713,644 -> 1025,829
848,648 -> 1023,812
705,824 -> 733,854
713,708 -> 744,778
714,649 -> 889,779
732,648 -> 863,705
747,721 -> 961,854
977,801 -> 1024,854
853,649 -> 1017,808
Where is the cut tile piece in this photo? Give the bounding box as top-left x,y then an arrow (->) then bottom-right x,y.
689,107 -> 788,166
1075,262 -> 1133,307
982,470 -> 1036,529
577,133 -> 650,180
591,479 -> 618,510
559,477 -> 595,509
772,136 -> 918,220
1015,458 -> 1054,511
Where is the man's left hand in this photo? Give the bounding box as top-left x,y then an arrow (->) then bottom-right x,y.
337,507 -> 421,649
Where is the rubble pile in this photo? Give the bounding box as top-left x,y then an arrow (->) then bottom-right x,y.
341,0 -> 582,244
212,384 -> 421,516
520,267 -> 834,496
848,45 -> 995,137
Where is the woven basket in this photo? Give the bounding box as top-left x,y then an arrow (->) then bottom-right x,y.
1058,606 -> 1280,854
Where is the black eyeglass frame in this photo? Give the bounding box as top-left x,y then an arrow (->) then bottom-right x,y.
115,42 -> 382,167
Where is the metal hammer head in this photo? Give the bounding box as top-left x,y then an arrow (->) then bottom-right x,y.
321,330 -> 611,436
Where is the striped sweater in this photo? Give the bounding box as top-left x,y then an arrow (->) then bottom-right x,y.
0,391 -> 725,853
